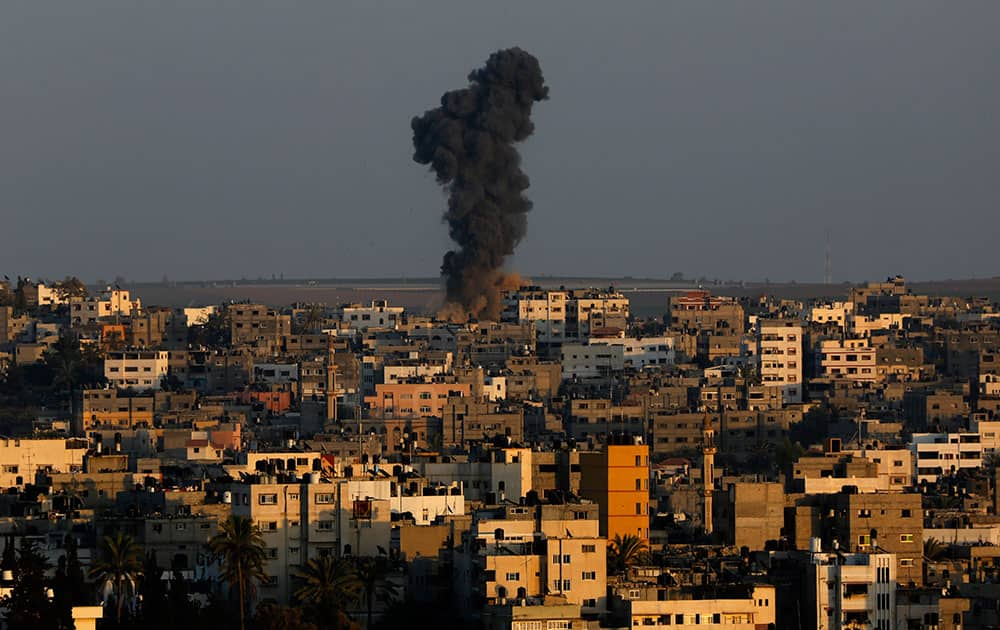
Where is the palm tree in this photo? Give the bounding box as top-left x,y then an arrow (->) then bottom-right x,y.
293,556 -> 362,629
607,534 -> 649,574
923,537 -> 946,562
356,557 -> 397,629
209,515 -> 268,630
90,532 -> 143,624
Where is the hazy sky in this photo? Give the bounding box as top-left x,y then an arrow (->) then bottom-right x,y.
2,1 -> 999,283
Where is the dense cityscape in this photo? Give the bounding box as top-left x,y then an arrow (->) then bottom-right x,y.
3,2 -> 999,629
0,275 -> 999,629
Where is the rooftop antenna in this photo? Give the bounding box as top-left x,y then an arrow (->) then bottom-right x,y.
824,229 -> 832,285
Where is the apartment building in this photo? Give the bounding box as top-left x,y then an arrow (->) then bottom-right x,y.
456,503 -> 607,615
910,433 -> 984,485
793,491 -> 923,585
668,291 -> 744,334
339,301 -> 404,330
502,287 -> 629,345
560,342 -> 625,382
78,388 -> 155,431
579,440 -> 650,542
0,437 -> 87,489
816,338 -> 878,383
229,304 -> 291,352
755,320 -> 803,404
621,584 -> 776,629
104,350 -> 169,390
366,382 -> 471,418
808,550 -> 896,630
806,301 -> 853,327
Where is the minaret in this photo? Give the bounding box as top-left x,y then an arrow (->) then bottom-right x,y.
701,413 -> 716,536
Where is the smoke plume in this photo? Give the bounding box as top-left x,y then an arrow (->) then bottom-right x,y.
411,47 -> 549,321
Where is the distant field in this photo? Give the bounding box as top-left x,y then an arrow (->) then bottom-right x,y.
125,276 -> 1000,319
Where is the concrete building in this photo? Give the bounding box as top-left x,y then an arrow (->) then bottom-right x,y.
0,437 -> 87,489
340,301 -> 404,330
456,503 -> 607,615
808,549 -> 896,630
817,338 -> 878,383
579,439 -> 650,542
756,319 -> 803,404
621,584 -> 776,629
910,433 -> 984,485
560,342 -> 625,382
503,287 -> 629,345
104,350 -> 169,390
668,291 -> 744,334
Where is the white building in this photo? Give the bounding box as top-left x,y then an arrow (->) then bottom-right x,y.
104,351 -> 169,390
806,301 -> 853,328
816,338 -> 878,383
809,547 -> 896,630
502,287 -> 629,344
909,433 -> 984,485
0,437 -> 87,489
502,288 -> 567,344
70,289 -> 141,325
34,283 -> 69,308
339,301 -> 403,330
560,342 -> 625,382
755,320 -> 802,404
848,313 -> 908,338
601,335 -> 675,370
624,585 -> 776,629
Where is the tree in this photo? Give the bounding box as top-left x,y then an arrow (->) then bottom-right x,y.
356,557 -> 397,629
252,603 -> 318,630
209,515 -> 268,630
773,438 -> 806,475
2,539 -> 57,627
90,532 -> 143,625
293,556 -> 362,629
607,534 -> 649,574
52,534 -> 88,629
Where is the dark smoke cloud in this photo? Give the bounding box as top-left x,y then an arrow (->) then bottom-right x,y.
411,47 -> 549,320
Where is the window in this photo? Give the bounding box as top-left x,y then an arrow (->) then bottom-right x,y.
259,494 -> 278,505
900,534 -> 915,543
506,572 -> 520,581
635,502 -> 643,515
582,544 -> 596,553
901,509 -> 911,518
317,520 -> 334,531
582,571 -> 596,580
858,534 -> 871,546
315,493 -> 334,504
900,558 -> 914,567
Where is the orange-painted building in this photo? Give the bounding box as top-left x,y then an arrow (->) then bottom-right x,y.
364,382 -> 470,418
239,390 -> 293,415
579,441 -> 650,543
